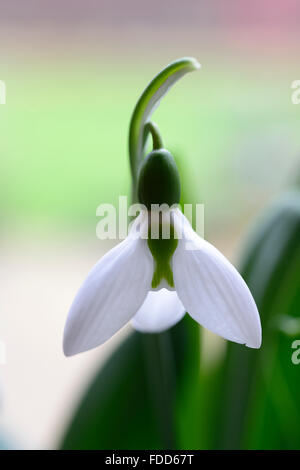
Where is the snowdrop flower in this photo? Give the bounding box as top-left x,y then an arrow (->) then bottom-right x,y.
63,57 -> 261,356
63,150 -> 261,356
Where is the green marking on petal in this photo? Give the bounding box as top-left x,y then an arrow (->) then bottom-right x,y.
147,219 -> 178,289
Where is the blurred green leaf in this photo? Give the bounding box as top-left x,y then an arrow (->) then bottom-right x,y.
213,190 -> 300,449
61,316 -> 200,450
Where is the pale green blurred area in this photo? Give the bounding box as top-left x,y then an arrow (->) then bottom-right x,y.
1,1 -> 300,448
1,34 -> 300,238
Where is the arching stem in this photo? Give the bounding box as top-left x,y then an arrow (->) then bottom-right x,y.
143,121 -> 164,151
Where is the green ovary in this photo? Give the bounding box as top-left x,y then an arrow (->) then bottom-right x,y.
147,223 -> 178,289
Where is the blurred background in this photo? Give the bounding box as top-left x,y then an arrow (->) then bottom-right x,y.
1,0 -> 300,449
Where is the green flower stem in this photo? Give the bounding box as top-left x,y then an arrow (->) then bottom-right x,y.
143,332 -> 177,449
143,121 -> 164,151
129,57 -> 200,201
129,58 -> 200,446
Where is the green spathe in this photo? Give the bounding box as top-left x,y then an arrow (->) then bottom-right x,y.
129,57 -> 200,189
138,149 -> 181,209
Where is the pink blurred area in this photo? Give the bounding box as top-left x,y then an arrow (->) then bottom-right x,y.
0,0 -> 299,27
0,0 -> 299,66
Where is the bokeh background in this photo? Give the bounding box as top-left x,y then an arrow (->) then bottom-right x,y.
1,0 -> 300,449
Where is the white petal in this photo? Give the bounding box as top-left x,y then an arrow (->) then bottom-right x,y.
63,234 -> 153,356
172,211 -> 262,348
131,289 -> 185,333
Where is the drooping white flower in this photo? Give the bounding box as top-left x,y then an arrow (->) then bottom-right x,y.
63,208 -> 261,356
63,57 -> 262,356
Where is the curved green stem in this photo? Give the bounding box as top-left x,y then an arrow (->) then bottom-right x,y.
129,57 -> 200,200
143,121 -> 164,151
